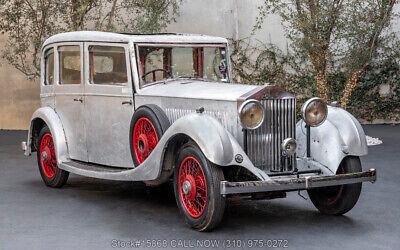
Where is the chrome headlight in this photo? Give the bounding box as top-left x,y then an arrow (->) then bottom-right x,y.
238,99 -> 264,130
301,97 -> 328,127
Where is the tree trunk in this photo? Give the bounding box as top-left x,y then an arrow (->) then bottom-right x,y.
308,51 -> 329,102
106,0 -> 118,31
340,70 -> 363,108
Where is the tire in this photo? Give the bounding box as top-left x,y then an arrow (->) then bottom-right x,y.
173,142 -> 226,231
307,156 -> 362,215
37,126 -> 69,188
129,105 -> 170,166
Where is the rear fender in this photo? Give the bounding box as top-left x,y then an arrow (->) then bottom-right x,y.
26,107 -> 69,164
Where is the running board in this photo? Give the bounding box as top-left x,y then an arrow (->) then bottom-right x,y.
58,160 -> 158,181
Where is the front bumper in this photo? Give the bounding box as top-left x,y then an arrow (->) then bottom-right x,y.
220,168 -> 376,195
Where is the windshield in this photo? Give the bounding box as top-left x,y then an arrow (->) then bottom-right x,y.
137,45 -> 229,86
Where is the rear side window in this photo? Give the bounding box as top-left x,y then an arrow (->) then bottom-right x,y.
89,46 -> 128,86
59,46 -> 81,84
44,48 -> 54,85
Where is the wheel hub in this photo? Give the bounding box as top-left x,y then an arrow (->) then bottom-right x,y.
182,175 -> 196,200
137,134 -> 149,154
41,151 -> 48,162
182,180 -> 191,195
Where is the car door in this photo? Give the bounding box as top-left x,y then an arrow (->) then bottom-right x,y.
54,43 -> 88,161
84,42 -> 135,168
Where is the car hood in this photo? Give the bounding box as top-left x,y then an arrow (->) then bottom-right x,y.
137,80 -> 259,101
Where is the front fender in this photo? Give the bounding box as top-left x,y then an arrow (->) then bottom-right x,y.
137,113 -> 269,181
27,107 -> 69,164
296,106 -> 368,174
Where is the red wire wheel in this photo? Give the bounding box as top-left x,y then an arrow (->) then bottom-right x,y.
132,117 -> 159,164
178,156 -> 208,218
39,133 -> 57,179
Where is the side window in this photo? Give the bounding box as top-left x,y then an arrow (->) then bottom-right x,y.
59,46 -> 81,84
44,48 -> 54,85
89,46 -> 128,86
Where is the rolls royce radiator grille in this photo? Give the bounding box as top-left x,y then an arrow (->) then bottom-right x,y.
246,98 -> 296,172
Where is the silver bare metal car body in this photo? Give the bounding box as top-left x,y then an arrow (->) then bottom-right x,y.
24,31 -> 376,194
296,106 -> 368,174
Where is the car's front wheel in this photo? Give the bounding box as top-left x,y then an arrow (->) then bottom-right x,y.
173,142 -> 226,231
307,156 -> 362,215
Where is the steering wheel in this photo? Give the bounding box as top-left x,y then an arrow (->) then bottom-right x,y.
142,68 -> 172,82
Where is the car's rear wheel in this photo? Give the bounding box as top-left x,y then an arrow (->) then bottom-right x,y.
173,142 -> 225,231
37,126 -> 69,188
307,156 -> 362,215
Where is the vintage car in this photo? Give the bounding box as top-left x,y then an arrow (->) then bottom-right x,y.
22,31 -> 376,231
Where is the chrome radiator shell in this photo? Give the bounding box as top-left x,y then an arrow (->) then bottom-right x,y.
246,97 -> 296,171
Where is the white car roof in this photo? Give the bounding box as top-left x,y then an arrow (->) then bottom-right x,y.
42,31 -> 228,48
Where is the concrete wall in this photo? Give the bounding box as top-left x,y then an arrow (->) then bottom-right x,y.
0,35 -> 40,130
168,0 -> 286,49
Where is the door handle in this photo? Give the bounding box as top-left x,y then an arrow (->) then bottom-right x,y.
73,97 -> 83,103
122,100 -> 133,105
